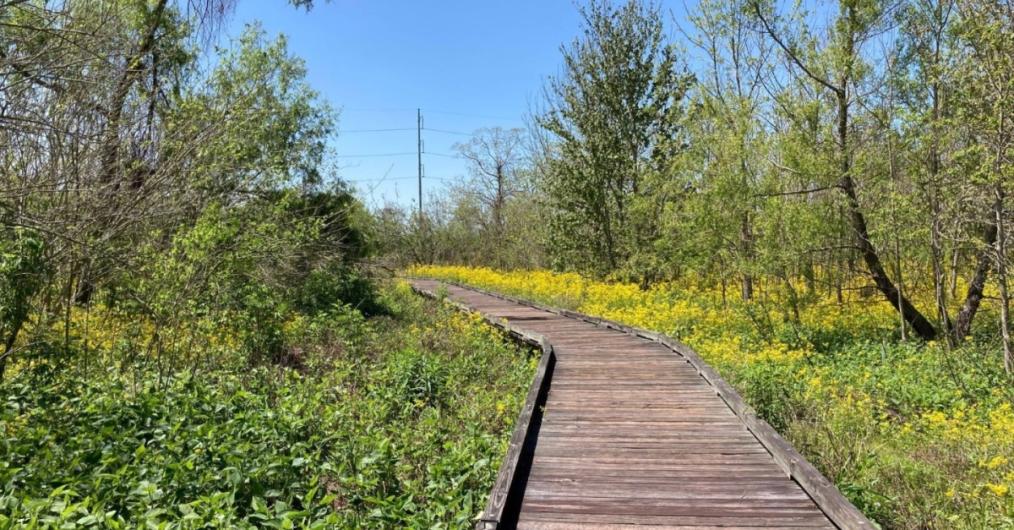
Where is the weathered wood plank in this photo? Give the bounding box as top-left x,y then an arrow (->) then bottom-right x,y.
516,512 -> 833,527
515,523 -> 834,530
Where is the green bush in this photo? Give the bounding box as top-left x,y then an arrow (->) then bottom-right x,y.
294,266 -> 385,318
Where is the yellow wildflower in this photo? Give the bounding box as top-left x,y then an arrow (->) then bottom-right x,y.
985,483 -> 1009,497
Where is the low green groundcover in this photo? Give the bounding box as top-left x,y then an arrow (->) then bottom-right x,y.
0,283 -> 535,528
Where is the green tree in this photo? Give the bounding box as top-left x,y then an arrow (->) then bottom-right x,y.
0,1 -> 344,374
750,0 -> 941,338
683,0 -> 775,300
539,0 -> 692,282
453,127 -> 525,267
952,0 -> 1014,369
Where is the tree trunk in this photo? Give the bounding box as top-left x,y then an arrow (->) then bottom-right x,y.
927,16 -> 953,344
100,0 -> 168,185
994,183 -> 1011,373
803,260 -> 816,295
741,214 -> 754,301
953,221 -> 998,340
0,320 -> 23,382
84,0 -> 168,305
835,89 -> 937,340
781,270 -> 801,324
930,199 -> 953,341
949,248 -> 960,298
600,204 -> 618,271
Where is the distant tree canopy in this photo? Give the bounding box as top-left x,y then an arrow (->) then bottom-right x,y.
388,0 -> 1012,367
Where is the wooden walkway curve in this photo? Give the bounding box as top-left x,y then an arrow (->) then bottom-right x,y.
410,279 -> 873,530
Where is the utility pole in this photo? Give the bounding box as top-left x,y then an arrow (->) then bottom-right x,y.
417,108 -> 423,219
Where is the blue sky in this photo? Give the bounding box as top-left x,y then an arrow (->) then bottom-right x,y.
225,1 -> 599,209
221,2 -> 848,210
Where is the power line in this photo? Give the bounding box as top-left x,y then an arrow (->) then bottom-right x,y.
335,108 -> 466,207
347,176 -> 416,182
341,107 -> 416,113
335,152 -> 416,158
425,109 -> 518,121
424,127 -> 471,136
342,127 -> 415,133
361,163 -> 396,195
341,108 -> 518,122
335,152 -> 456,158
346,176 -> 452,183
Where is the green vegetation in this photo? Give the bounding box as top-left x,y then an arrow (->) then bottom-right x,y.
1,3 -> 536,527
3,0 -> 1013,528
1,283 -> 535,528
412,266 -> 1014,528
395,3 -> 1014,526
391,0 -> 1014,368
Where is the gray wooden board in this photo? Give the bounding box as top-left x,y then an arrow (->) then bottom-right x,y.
409,279 -> 872,530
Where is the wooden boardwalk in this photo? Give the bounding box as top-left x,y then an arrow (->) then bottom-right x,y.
411,279 -> 873,530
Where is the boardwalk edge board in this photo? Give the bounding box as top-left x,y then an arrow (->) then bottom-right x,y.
410,284 -> 557,530
410,278 -> 874,530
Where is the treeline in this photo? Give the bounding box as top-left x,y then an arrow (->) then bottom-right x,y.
0,0 -> 377,379
394,0 -> 1013,369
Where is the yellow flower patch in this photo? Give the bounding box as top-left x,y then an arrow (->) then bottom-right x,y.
411,265 -> 1014,527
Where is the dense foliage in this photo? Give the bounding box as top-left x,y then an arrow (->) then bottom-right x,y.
388,0 -> 1013,367
413,265 -> 1014,529
537,0 -> 693,279
3,0 -> 1013,528
392,8 -> 1014,523
1,282 -> 535,528
0,1 -> 363,379
1,3 -> 542,528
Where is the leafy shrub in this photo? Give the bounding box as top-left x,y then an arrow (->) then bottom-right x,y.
374,349 -> 448,412
294,265 -> 385,317
0,369 -> 336,528
732,359 -> 805,432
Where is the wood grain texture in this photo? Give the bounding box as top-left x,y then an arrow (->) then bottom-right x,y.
410,279 -> 872,530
